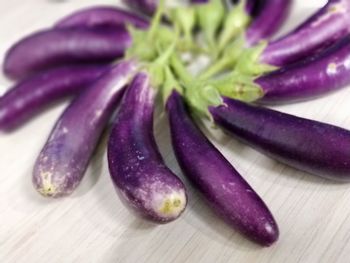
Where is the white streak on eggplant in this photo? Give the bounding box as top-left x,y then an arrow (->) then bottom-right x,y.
311,3 -> 346,28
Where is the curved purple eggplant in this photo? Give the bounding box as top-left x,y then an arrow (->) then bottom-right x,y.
210,98 -> 350,182
167,90 -> 278,246
0,65 -> 108,131
32,60 -> 138,198
259,0 -> 350,67
55,6 -> 149,29
254,35 -> 350,103
123,0 -> 158,16
108,72 -> 187,223
245,0 -> 292,46
3,26 -> 131,80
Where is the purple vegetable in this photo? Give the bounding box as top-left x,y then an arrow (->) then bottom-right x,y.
108,72 -> 187,223
123,0 -> 158,16
254,35 -> 350,103
4,26 -> 131,80
245,0 -> 292,46
0,65 -> 108,131
55,6 -> 149,29
210,98 -> 350,182
167,90 -> 278,246
32,60 -> 137,197
259,0 -> 350,67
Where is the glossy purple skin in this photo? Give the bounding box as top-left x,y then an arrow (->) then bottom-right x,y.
32,60 -> 137,198
123,0 -> 157,16
55,6 -> 149,29
246,0 -> 292,46
210,98 -> 350,182
256,35 -> 350,103
167,91 -> 278,246
3,26 -> 131,80
0,65 -> 108,131
108,73 -> 187,224
260,0 -> 350,67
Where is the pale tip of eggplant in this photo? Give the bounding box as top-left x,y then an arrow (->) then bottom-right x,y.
155,190 -> 187,220
34,171 -> 69,198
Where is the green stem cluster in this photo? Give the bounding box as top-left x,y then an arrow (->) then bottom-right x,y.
126,0 -> 271,119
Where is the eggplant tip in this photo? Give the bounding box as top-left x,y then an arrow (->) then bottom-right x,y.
259,222 -> 279,247
153,190 -> 187,220
33,171 -> 70,198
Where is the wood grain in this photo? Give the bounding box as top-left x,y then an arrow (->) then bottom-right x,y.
1,0 -> 350,262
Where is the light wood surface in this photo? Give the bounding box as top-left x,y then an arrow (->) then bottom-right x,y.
2,0 -> 350,262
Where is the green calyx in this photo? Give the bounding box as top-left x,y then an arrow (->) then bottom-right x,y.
124,0 -> 274,121
218,0 -> 251,52
199,36 -> 245,79
209,73 -> 264,102
235,41 -> 277,75
162,66 -> 183,105
170,6 -> 196,51
195,0 -> 225,57
185,83 -> 223,120
170,54 -> 223,119
126,0 -> 173,61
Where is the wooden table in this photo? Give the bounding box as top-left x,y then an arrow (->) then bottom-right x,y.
2,0 -> 350,262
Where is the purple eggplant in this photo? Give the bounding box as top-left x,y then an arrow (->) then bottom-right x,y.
252,35 -> 350,103
108,72 -> 187,223
32,60 -> 138,197
167,90 -> 278,246
123,0 -> 158,16
55,6 -> 149,29
245,0 -> 292,46
209,98 -> 350,182
3,26 -> 131,80
0,65 -> 108,131
260,0 -> 350,66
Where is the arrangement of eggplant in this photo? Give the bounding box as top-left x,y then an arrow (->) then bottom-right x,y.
2,0 -> 350,247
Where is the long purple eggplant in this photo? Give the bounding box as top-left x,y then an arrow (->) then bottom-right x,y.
245,0 -> 292,46
237,0 -> 350,73
32,60 -> 138,197
108,73 -> 187,223
209,98 -> 350,182
167,90 -> 278,246
3,26 -> 131,80
0,65 -> 108,131
55,6 -> 149,29
123,0 -> 158,16
251,35 -> 350,103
